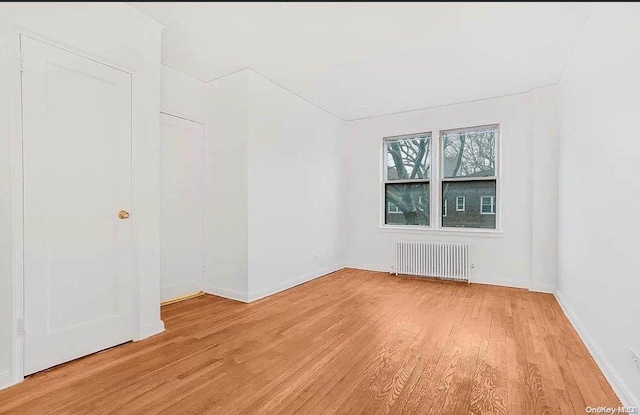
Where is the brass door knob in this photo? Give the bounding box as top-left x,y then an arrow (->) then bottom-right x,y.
118,210 -> 130,220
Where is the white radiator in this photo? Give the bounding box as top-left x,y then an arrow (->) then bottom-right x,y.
395,242 -> 470,282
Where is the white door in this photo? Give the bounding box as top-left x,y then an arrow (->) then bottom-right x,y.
160,113 -> 205,302
21,36 -> 134,375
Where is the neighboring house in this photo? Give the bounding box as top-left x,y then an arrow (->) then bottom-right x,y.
385,163 -> 496,229
385,195 -> 430,226
441,180 -> 496,229
442,158 -> 496,228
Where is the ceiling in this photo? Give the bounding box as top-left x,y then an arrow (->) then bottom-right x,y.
130,2 -> 592,121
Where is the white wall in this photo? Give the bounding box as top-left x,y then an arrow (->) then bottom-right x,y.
160,65 -> 206,123
530,85 -> 559,292
245,71 -> 345,300
557,3 -> 640,407
345,90 -> 559,290
0,3 -> 163,389
204,71 -> 251,300
204,70 -> 345,302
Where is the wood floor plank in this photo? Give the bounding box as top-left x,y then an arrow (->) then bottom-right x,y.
0,269 -> 622,415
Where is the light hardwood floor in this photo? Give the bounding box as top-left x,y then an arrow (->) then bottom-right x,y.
0,269 -> 621,414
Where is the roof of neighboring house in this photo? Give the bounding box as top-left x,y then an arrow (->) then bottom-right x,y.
443,156 -> 494,178
389,161 -> 494,180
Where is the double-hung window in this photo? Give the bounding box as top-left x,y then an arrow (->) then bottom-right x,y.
383,125 -> 498,230
480,196 -> 496,214
383,133 -> 431,226
441,125 -> 498,229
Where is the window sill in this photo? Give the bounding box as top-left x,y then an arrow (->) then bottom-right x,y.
378,225 -> 505,238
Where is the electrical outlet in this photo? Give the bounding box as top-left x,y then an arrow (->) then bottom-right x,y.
631,349 -> 640,373
313,255 -> 319,262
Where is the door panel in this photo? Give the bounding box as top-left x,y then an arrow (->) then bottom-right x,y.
21,35 -> 133,375
160,114 -> 205,302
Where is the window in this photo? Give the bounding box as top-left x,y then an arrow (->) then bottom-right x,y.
480,196 -> 496,214
382,125 -> 498,230
384,133 -> 431,226
387,201 -> 401,214
441,125 -> 498,229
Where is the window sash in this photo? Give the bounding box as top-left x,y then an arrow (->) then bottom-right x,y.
384,133 -> 432,182
384,182 -> 431,226
440,125 -> 498,180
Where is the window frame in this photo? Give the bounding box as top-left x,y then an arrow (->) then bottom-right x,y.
455,196 -> 465,212
380,124 -> 501,234
382,132 -> 433,228
480,195 -> 496,215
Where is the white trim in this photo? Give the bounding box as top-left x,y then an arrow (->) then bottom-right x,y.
440,123 -> 501,137
16,27 -> 134,74
8,26 -> 25,387
554,290 -> 639,409
348,263 -> 394,274
0,371 -> 12,391
456,196 -> 466,211
248,264 -> 343,302
469,276 -> 530,290
529,283 -> 555,294
136,321 -> 165,341
159,110 -> 204,127
204,265 -> 345,304
349,264 -> 531,290
378,225 -> 505,238
204,286 -> 250,303
160,282 -> 203,303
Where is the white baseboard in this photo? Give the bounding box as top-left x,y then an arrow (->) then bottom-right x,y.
554,290 -> 639,409
348,263 -> 533,290
204,285 -> 249,303
529,282 -> 556,294
347,263 -> 391,274
161,281 -> 203,303
248,264 -> 343,302
136,320 -> 165,341
471,276 -> 530,290
0,370 -> 12,391
205,265 -> 344,304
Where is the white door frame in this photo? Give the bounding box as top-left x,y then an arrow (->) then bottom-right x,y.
159,111 -> 206,300
8,27 -> 140,386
